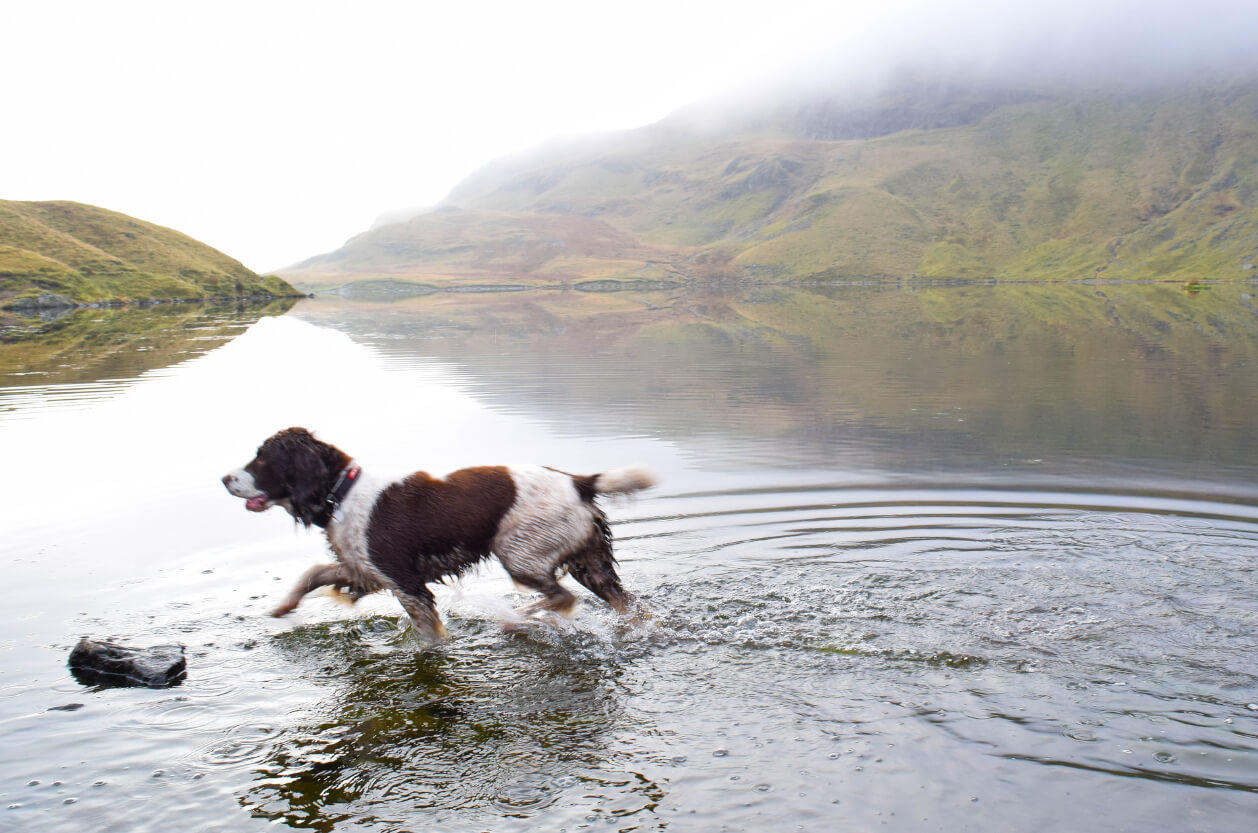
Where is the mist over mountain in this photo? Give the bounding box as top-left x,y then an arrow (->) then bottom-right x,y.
285,3 -> 1258,289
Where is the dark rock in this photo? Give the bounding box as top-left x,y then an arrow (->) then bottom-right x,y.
4,292 -> 77,313
68,638 -> 186,688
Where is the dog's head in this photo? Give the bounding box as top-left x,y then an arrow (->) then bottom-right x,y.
222,427 -> 351,527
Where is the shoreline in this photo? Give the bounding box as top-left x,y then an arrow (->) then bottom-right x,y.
2,290 -> 311,316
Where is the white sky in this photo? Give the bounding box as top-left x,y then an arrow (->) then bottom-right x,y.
2,0 -> 1254,272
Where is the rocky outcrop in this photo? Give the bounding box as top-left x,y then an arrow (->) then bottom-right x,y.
5,291 -> 76,311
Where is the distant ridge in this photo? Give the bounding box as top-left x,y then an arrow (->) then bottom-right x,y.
0,200 -> 300,311
282,75 -> 1258,289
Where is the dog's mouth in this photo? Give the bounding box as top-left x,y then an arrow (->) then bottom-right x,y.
245,495 -> 273,512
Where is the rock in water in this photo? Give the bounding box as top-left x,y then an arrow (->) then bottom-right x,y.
68,638 -> 186,688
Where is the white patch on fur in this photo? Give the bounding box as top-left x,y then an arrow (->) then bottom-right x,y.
594,465 -> 656,495
223,467 -> 264,499
324,472 -> 394,595
494,465 -> 595,579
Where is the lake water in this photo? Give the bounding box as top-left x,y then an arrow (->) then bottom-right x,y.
2,283 -> 1257,832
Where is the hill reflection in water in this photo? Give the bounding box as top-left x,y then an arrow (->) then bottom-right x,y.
293,282 -> 1258,488
3,282 -> 1257,833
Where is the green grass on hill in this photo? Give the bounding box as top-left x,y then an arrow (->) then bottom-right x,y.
285,76 -> 1258,289
0,200 -> 301,310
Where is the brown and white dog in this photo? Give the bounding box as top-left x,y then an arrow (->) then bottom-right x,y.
222,427 -> 654,642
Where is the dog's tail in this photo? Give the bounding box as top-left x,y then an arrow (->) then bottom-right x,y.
592,465 -> 656,496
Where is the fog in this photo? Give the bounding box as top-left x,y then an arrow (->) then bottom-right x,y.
2,0 -> 1255,271
706,0 -> 1258,118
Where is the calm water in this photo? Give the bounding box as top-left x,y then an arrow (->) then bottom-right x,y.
2,283 -> 1257,832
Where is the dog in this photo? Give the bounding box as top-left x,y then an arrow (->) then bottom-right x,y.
222,427 -> 654,642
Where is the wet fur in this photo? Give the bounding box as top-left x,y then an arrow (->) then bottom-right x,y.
222,427 -> 651,642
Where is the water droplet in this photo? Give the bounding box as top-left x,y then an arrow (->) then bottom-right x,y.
712,748 -> 728,757
755,784 -> 772,792
63,798 -> 76,805
1154,752 -> 1176,764
26,781 -> 39,787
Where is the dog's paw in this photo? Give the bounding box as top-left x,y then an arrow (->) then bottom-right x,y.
499,609 -> 570,634
326,586 -> 362,606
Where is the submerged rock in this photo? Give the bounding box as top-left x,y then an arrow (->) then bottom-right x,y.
8,291 -> 77,311
68,638 -> 186,688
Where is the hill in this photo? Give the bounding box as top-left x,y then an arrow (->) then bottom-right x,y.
0,200 -> 300,310
283,76 -> 1258,288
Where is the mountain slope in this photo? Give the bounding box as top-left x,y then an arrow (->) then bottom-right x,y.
0,200 -> 299,308
284,77 -> 1258,288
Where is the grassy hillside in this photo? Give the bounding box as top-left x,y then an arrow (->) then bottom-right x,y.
290,207 -> 694,288
283,77 -> 1258,288
0,200 -> 300,310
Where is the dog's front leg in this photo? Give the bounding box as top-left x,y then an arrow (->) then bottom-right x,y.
271,563 -> 350,617
395,589 -> 448,644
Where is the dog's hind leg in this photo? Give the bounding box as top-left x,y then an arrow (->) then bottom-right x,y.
510,570 -> 579,618
565,514 -> 645,619
493,526 -> 579,618
271,563 -> 350,617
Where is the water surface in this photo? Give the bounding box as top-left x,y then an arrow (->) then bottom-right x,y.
2,283 -> 1257,832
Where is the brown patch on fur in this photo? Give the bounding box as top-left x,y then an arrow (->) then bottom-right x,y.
366,467 -> 517,639
545,466 -> 600,503
572,474 -> 600,503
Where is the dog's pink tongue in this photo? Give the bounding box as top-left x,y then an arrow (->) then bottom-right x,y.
246,495 -> 270,512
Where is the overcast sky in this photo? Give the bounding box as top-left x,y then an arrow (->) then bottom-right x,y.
3,0 -> 1254,271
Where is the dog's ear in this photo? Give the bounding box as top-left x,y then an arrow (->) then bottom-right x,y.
271,429 -> 333,527
286,444 -> 331,527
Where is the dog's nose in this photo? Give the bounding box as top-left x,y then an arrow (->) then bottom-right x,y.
222,474 -> 233,487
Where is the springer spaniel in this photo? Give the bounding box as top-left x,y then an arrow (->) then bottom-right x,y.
221,427 -> 654,642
